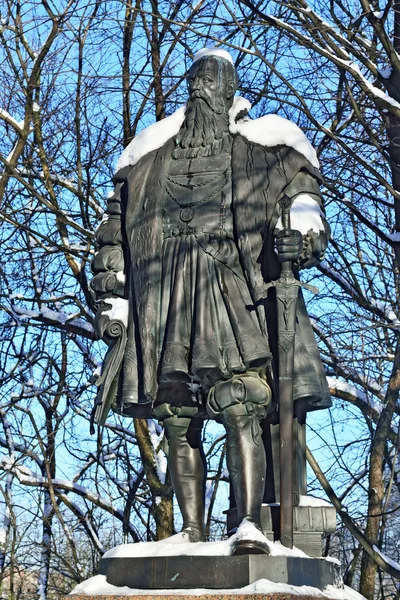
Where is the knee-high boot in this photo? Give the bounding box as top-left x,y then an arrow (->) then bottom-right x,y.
164,416 -> 206,541
219,408 -> 266,528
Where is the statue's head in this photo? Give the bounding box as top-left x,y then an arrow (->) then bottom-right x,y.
186,48 -> 238,113
174,47 -> 238,158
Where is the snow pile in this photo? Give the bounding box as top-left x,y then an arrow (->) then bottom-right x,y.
115,96 -> 319,171
275,194 -> 325,234
299,495 -> 332,508
102,297 -> 129,328
70,575 -> 364,599
102,519 -> 307,559
193,47 -> 234,65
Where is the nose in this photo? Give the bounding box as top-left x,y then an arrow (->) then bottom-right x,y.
191,76 -> 200,91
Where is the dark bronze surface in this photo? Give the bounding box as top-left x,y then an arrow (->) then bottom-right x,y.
90,50 -> 331,552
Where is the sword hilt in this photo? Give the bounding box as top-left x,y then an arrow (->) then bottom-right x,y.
280,194 -> 292,230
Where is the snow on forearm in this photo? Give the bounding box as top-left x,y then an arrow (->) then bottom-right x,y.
275,195 -> 325,234
102,298 -> 129,328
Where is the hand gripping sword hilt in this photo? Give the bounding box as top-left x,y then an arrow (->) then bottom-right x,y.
261,194 -> 319,297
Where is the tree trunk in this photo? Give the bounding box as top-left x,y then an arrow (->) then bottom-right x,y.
37,492 -> 52,600
150,0 -> 165,122
359,340 -> 400,599
134,419 -> 174,539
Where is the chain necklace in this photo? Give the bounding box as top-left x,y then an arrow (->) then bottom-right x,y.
165,169 -> 229,209
166,167 -> 227,189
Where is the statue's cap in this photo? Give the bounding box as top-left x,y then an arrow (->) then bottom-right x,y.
192,47 -> 234,65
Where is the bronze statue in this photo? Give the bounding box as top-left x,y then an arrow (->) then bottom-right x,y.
90,47 -> 331,555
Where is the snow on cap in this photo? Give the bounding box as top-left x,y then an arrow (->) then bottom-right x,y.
193,47 -> 234,65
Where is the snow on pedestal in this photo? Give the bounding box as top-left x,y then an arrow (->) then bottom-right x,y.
68,520 -> 365,599
101,519 -> 307,560
69,575 -> 365,599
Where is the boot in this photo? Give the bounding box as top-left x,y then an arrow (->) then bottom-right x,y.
219,408 -> 270,555
164,416 -> 206,542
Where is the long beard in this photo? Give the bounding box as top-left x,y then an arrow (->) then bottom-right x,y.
173,96 -> 231,159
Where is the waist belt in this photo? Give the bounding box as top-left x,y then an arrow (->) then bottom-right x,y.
163,225 -> 234,239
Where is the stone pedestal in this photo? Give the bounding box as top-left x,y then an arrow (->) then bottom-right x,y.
226,503 -> 337,558
99,555 -> 341,591
69,592 -> 334,600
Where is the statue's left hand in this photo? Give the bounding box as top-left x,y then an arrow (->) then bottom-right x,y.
275,229 -> 303,262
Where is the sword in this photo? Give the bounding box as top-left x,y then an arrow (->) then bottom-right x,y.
263,195 -> 318,548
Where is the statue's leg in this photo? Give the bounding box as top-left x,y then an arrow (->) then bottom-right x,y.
163,415 -> 206,542
207,372 -> 272,554
222,407 -> 266,528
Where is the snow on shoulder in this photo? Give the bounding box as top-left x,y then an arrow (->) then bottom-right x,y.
231,111 -> 319,169
115,94 -> 319,172
115,106 -> 185,172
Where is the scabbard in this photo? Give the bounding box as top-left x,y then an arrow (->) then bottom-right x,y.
275,275 -> 299,549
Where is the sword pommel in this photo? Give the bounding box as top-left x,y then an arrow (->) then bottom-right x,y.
279,194 -> 294,231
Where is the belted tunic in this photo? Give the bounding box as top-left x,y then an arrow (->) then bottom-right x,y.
158,152 -> 271,393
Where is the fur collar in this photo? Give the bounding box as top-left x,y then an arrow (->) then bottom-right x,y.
115,96 -> 318,172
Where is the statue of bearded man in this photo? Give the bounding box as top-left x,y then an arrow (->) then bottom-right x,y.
90,47 -> 331,554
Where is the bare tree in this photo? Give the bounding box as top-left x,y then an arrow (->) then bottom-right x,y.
1,0 -> 400,598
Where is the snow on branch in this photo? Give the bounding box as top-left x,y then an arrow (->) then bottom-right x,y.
241,1 -> 400,117
147,420 -> 167,485
0,108 -> 24,133
11,305 -> 95,339
319,262 -> 400,329
0,455 -> 138,537
327,376 -> 382,415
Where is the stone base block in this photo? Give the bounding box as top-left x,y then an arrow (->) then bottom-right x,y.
99,555 -> 342,591
68,595 -> 332,600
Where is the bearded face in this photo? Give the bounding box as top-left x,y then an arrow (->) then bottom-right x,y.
173,57 -> 236,158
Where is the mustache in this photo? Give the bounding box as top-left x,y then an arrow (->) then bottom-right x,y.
188,92 -> 224,114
